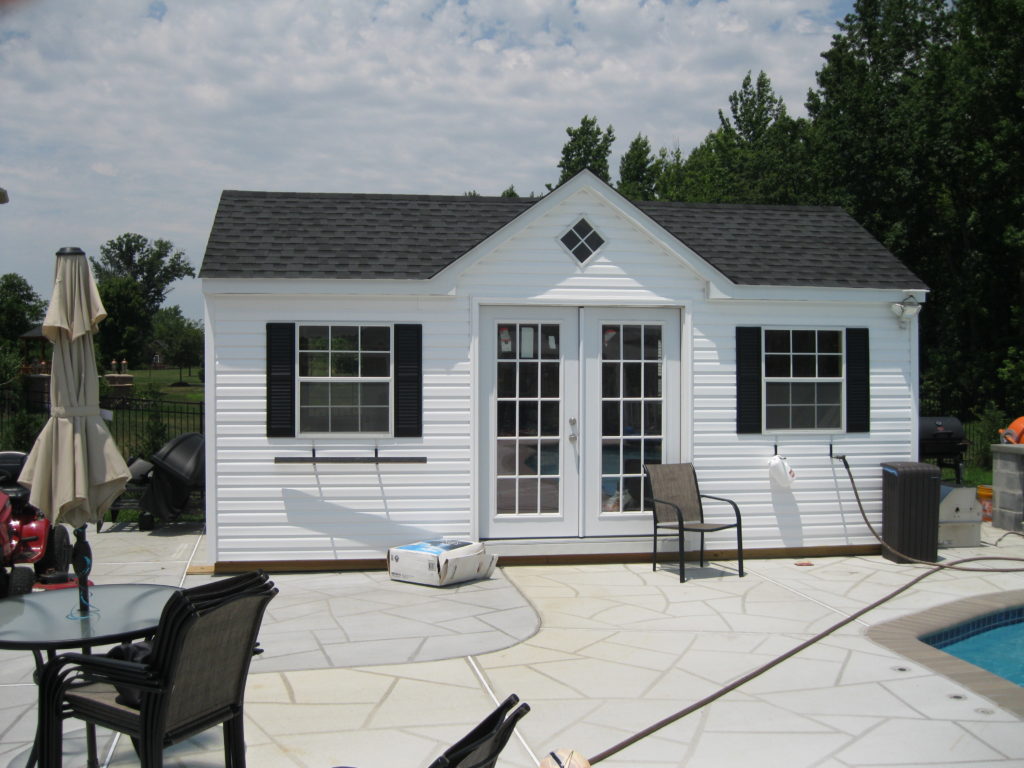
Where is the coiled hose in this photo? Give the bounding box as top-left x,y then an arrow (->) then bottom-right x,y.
589,455 -> 1024,765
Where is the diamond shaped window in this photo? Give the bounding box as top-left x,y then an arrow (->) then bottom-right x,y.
560,218 -> 605,263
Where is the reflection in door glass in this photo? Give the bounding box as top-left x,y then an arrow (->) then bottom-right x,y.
601,324 -> 662,513
496,323 -> 561,515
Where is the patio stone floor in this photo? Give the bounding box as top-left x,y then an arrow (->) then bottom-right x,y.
2,520 -> 1023,767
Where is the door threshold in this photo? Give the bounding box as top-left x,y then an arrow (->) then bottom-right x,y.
483,536 -> 652,557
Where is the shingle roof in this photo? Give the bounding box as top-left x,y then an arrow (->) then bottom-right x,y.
200,190 -> 926,290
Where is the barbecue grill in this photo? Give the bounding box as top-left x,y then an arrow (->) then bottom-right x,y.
918,416 -> 969,484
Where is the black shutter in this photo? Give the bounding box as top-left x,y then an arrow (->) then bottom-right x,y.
394,324 -> 423,438
736,326 -> 762,434
266,323 -> 296,438
846,328 -> 870,433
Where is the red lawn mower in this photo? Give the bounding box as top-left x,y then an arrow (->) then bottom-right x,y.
0,451 -> 72,598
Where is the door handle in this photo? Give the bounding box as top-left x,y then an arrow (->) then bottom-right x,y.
568,417 -> 578,443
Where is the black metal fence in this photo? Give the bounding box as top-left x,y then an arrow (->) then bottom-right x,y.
99,395 -> 204,461
0,389 -> 203,461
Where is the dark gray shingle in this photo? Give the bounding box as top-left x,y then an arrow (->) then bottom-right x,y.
200,190 -> 926,290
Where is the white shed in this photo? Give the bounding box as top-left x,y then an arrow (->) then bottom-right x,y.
199,171 -> 927,569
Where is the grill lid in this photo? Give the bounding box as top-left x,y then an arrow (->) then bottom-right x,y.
919,416 -> 966,442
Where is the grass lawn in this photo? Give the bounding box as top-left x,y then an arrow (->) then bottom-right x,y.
129,366 -> 204,402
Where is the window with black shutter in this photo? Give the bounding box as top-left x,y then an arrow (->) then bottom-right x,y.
265,322 -> 422,438
736,326 -> 869,434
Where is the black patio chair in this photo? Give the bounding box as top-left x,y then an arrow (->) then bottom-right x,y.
37,575 -> 277,767
645,462 -> 745,582
333,694 -> 530,768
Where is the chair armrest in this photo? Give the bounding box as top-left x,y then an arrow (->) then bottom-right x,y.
700,494 -> 741,523
40,652 -> 162,692
649,496 -> 685,525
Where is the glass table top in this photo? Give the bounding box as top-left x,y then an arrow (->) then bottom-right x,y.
0,583 -> 178,651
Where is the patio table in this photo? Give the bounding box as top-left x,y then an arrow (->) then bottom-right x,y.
0,583 -> 178,768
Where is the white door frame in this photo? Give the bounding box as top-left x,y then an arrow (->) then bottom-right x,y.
580,307 -> 682,537
478,306 -> 581,539
477,304 -> 684,540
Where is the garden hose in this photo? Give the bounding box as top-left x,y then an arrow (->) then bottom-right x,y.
587,455 -> 1024,765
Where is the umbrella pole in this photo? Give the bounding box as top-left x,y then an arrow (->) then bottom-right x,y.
71,525 -> 93,614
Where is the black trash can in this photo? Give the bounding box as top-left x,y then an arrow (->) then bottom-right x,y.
881,462 -> 940,563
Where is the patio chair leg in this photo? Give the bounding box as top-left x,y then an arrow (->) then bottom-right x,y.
699,532 -> 706,568
678,534 -> 685,583
225,713 -> 246,768
652,523 -> 658,572
737,525 -> 745,577
139,736 -> 164,768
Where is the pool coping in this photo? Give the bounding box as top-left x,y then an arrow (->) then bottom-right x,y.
867,588 -> 1024,718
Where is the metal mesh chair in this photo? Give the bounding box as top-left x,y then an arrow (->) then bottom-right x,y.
38,573 -> 276,767
645,463 -> 745,582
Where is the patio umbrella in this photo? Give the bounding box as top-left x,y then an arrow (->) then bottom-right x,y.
19,247 -> 130,531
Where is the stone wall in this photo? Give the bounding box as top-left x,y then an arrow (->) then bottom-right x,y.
992,444 -> 1024,531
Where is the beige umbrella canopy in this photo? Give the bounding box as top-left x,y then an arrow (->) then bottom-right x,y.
19,247 -> 130,529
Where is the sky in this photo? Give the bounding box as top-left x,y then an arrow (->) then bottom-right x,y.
1,0 -> 855,321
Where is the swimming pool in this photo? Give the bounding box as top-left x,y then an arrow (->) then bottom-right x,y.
867,589 -> 1024,718
921,605 -> 1024,686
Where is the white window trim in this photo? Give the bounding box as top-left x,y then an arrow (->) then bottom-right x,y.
761,326 -> 846,434
296,322 -> 395,437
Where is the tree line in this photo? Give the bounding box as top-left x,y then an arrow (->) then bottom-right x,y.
539,0 -> 1021,422
0,233 -> 201,385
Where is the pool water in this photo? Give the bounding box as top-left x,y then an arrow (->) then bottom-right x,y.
923,606 -> 1024,686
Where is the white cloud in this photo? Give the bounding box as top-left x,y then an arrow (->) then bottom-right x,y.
0,0 -> 852,319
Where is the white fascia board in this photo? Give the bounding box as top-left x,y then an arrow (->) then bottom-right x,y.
201,276 -> 449,298
706,283 -> 929,304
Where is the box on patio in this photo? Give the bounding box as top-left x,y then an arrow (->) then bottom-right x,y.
387,538 -> 498,587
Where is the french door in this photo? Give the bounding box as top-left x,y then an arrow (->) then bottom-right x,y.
479,306 -> 681,539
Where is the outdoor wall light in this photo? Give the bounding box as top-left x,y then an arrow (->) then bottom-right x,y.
0,187 -> 9,204
891,295 -> 922,327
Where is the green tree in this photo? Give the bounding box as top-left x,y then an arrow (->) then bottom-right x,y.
808,0 -> 1024,415
651,147 -> 688,201
500,185 -> 519,198
0,273 -> 46,344
554,115 -> 616,186
617,134 -> 657,200
91,234 -> 195,318
94,276 -> 151,369
673,71 -> 816,205
152,306 -> 203,380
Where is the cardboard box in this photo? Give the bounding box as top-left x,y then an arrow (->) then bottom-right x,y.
388,538 -> 498,587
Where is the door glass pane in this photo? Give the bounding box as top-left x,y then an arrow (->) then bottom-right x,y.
600,324 -> 663,516
540,325 -> 560,358
495,322 -> 561,517
602,326 -> 619,359
540,363 -> 559,397
519,362 -> 538,397
518,479 -> 539,513
497,363 -> 516,397
539,479 -> 559,512
622,326 -> 642,359
602,363 -> 620,397
540,402 -> 560,436
623,363 -> 642,397
518,441 -> 538,475
496,478 -> 516,514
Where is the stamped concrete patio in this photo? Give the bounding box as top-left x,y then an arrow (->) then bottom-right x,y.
2,520 -> 1023,767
